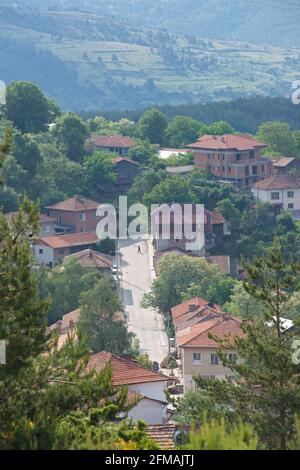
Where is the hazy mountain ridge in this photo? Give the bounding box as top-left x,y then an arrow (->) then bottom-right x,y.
0,3 -> 299,110
4,0 -> 300,47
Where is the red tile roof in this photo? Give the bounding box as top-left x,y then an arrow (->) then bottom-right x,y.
271,157 -> 295,168
64,249 -> 113,269
177,315 -> 244,348
212,211 -> 226,225
145,424 -> 176,450
207,255 -> 231,274
171,297 -> 223,331
87,351 -> 169,386
87,135 -> 136,149
187,134 -> 266,151
46,196 -> 100,211
35,232 -> 98,249
252,174 -> 300,190
113,156 -> 139,165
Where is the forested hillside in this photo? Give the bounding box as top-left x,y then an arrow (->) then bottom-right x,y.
5,0 -> 300,47
0,4 -> 299,110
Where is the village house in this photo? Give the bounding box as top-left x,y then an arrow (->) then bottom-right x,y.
47,309 -> 125,349
171,297 -> 244,392
6,212 -> 56,237
152,204 -> 230,256
187,134 -> 272,187
63,248 -> 113,275
45,195 -> 100,234
271,156 -> 299,175
87,352 -> 170,425
251,174 -> 300,219
113,156 -> 141,188
32,232 -> 98,267
86,135 -> 136,156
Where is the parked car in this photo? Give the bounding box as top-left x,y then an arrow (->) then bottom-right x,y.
111,264 -> 118,275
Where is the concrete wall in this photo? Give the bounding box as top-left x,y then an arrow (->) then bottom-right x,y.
252,187 -> 300,211
127,398 -> 167,424
182,347 -> 237,392
128,381 -> 168,402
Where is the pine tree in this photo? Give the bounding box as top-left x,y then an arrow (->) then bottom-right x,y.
192,241 -> 300,450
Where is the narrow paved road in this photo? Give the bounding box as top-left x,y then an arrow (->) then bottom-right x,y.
118,239 -> 168,363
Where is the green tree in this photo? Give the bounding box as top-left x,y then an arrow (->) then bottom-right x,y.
137,108 -> 167,144
181,418 -> 257,450
193,242 -> 300,450
164,116 -> 202,147
5,82 -> 58,133
256,121 -> 297,157
78,277 -> 133,355
142,253 -> 236,314
83,150 -> 116,194
13,131 -> 41,174
128,139 -> 159,166
54,112 -> 88,162
143,175 -> 195,206
37,258 -> 102,325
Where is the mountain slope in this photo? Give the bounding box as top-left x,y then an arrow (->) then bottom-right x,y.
0,5 -> 299,110
8,0 -> 300,48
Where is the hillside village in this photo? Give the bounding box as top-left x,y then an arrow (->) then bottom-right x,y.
1,80 -> 300,451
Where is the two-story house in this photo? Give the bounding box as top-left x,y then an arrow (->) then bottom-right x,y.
86,135 -> 136,156
251,174 -> 300,218
45,195 -> 101,234
171,297 -> 244,392
187,134 -> 272,187
152,204 -> 230,256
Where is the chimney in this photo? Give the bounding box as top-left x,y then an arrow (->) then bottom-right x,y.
57,321 -> 62,334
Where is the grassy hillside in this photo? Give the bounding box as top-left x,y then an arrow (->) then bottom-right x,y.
0,5 -> 299,110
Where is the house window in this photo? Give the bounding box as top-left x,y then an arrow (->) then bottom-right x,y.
59,249 -> 64,255
287,191 -> 294,198
80,227 -> 86,233
80,212 -> 86,222
57,215 -> 62,224
211,353 -> 219,365
288,203 -> 294,210
42,225 -> 50,233
228,353 -> 237,364
261,165 -> 265,171
39,248 -> 43,254
252,165 -> 257,175
236,153 -> 241,161
271,192 -> 280,200
192,352 -> 202,365
250,151 -> 255,159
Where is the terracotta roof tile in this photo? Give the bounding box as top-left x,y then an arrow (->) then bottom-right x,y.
87,134 -> 136,149
35,232 -> 98,249
187,134 -> 266,151
177,315 -> 244,348
113,156 -> 139,165
46,196 -> 100,211
171,297 -> 222,321
87,351 -> 169,386
207,255 -> 231,274
252,174 -> 300,190
212,211 -> 226,225
145,424 -> 176,450
64,249 -> 113,269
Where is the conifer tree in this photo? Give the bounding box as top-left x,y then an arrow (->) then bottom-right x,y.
191,241 -> 300,450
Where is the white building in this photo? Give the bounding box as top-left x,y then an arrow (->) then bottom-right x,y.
251,174 -> 300,218
87,352 -> 170,424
